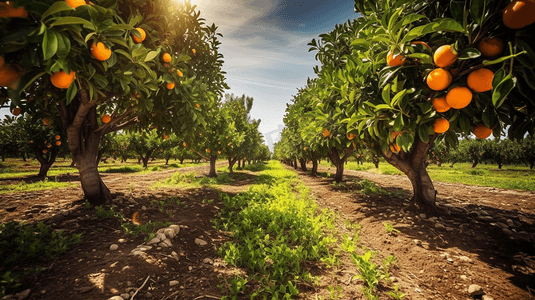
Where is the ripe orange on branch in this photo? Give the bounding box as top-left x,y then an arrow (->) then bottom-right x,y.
162,53 -> 172,63
55,141 -> 62,146
65,0 -> 86,8
433,118 -> 450,134
347,133 -> 356,140
12,107 -> 21,116
426,68 -> 452,91
473,123 -> 492,139
322,128 -> 330,137
446,86 -> 472,109
0,2 -> 28,18
433,45 -> 457,68
477,37 -> 504,57
132,28 -> 146,43
0,63 -> 22,88
389,143 -> 401,153
101,114 -> 111,124
90,42 -> 112,61
467,68 -> 494,92
503,0 -> 535,29
166,82 -> 175,90
50,70 -> 75,89
387,52 -> 405,67
176,69 -> 183,77
432,97 -> 451,113
43,117 -> 50,126
55,135 -> 61,140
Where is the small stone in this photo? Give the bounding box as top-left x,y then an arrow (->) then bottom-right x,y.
141,206 -> 147,210
156,232 -> 166,241
468,284 -> 484,296
413,239 -> 422,246
169,280 -> 179,287
202,258 -> 214,264
458,256 -> 472,263
428,217 -> 438,223
110,244 -> 119,251
506,219 -> 515,227
460,275 -> 468,280
163,228 -> 176,239
61,210 -> 70,216
169,225 -> 180,234
481,295 -> 494,300
15,289 -> 31,300
502,228 -> 514,236
435,223 -> 445,229
147,237 -> 161,245
118,239 -> 127,243
195,238 -> 208,246
40,290 -> 46,295
110,288 -> 120,293
145,292 -> 153,299
447,258 -> 454,263
108,296 -> 124,300
419,213 -> 426,219
79,286 -> 93,293
159,239 -> 172,248
120,293 -> 130,299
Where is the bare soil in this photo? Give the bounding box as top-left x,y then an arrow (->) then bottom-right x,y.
1,162 -> 534,300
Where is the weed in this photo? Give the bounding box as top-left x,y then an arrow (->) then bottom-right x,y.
0,222 -> 82,296
351,250 -> 384,299
387,284 -> 406,299
121,221 -> 171,237
150,200 -> 166,212
83,199 -> 92,209
357,179 -> 389,195
101,166 -> 142,173
94,205 -> 123,219
328,285 -> 343,299
219,275 -> 248,299
383,223 -> 400,235
340,233 -> 358,253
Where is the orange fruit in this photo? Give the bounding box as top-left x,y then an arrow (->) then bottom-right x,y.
389,143 -> 401,153
42,149 -> 48,154
446,86 -> 473,109
132,28 -> 146,43
426,68 -> 452,91
29,140 -> 33,144
192,49 -> 196,55
387,52 -> 405,67
473,123 -> 492,139
101,114 -> 111,124
433,118 -> 450,134
55,141 -> 62,146
50,70 -> 75,89
432,96 -> 451,113
55,135 -> 61,140
166,82 -> 175,90
503,0 -> 535,29
391,131 -> 402,139
218,151 -> 221,154
12,107 -> 21,116
43,117 -> 50,126
65,0 -> 86,8
47,144 -> 52,148
411,41 -> 431,50
477,37 -> 505,57
162,53 -> 172,63
322,128 -> 330,137
0,64 -> 22,88
183,142 -> 187,147
0,2 -> 28,18
90,42 -> 112,61
176,69 -> 183,77
206,148 -> 211,153
433,45 -> 457,68
347,133 -> 356,140
195,103 -> 200,108
467,68 -> 494,92
163,134 -> 169,140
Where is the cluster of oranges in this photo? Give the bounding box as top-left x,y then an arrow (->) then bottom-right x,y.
38,135 -> 62,154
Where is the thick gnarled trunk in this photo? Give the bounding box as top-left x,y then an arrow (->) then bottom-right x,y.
299,158 -> 307,171
228,157 -> 237,173
382,136 -> 437,210
34,149 -> 57,178
311,159 -> 318,175
328,146 -> 354,183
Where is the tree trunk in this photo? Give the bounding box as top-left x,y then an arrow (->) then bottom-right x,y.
372,155 -> 380,168
179,158 -> 184,164
34,148 -> 57,178
141,154 -> 150,168
328,147 -> 354,183
311,159 -> 318,175
228,157 -> 237,173
293,157 -> 298,169
237,159 -> 241,168
299,158 -> 307,171
209,155 -> 217,177
76,152 -> 110,206
382,136 -> 437,210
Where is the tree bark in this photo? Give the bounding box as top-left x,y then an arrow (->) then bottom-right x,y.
328,146 -> 354,183
228,157 -> 237,173
293,157 -> 298,169
34,148 -> 57,178
311,159 -> 318,175
299,158 -> 307,171
381,136 -> 437,210
209,155 -> 217,177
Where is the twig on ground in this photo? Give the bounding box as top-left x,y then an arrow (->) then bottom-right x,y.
193,295 -> 220,300
131,275 -> 150,300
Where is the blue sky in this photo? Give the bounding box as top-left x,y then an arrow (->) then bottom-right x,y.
194,0 -> 358,149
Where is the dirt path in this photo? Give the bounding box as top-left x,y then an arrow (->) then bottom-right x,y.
2,163 -> 535,299
291,164 -> 535,299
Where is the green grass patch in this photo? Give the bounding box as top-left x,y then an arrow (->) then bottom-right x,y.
153,169 -> 239,189
214,161 -> 337,299
0,180 -> 76,194
0,222 -> 82,297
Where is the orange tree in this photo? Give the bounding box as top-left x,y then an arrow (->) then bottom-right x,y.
0,0 -> 226,205
293,0 -> 535,210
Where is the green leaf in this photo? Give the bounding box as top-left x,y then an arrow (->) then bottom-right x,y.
418,125 -> 429,143
41,1 -> 74,20
382,84 -> 391,105
55,33 -> 71,59
492,75 -> 516,108
392,14 -> 426,35
470,0 -> 486,26
42,29 -> 58,60
66,80 -> 78,104
458,48 -> 481,60
482,51 -> 527,66
115,49 -> 132,60
144,50 -> 160,62
406,53 -> 433,64
492,68 -> 506,88
49,16 -> 94,29
458,114 -> 470,133
106,23 -> 134,31
432,18 -> 465,32
450,1 -> 465,23
393,114 -> 404,131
